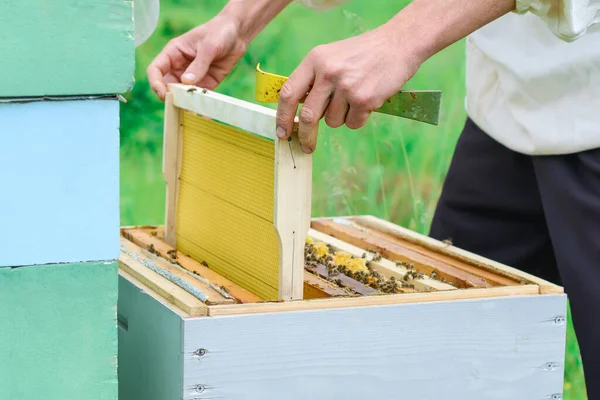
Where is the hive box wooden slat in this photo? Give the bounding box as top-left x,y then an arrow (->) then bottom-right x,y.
118,216 -> 567,400
0,0 -> 133,97
0,99 -> 120,267
0,261 -> 118,400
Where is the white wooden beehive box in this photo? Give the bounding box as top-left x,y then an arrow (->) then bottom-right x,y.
117,86 -> 567,400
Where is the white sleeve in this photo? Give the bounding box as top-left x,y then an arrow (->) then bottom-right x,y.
515,0 -> 600,41
134,0 -> 160,47
294,0 -> 350,11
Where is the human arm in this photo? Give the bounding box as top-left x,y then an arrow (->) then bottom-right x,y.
275,0 -> 517,153
147,0 -> 293,101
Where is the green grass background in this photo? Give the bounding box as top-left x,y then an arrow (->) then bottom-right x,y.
120,1 -> 586,397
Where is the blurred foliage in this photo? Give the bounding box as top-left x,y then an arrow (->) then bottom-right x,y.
119,1 -> 586,397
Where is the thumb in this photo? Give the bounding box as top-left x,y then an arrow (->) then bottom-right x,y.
181,41 -> 218,85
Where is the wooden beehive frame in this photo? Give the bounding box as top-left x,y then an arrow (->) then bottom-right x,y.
119,213 -> 564,318
162,83 -> 312,301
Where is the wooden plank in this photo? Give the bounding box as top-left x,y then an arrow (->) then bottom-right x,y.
207,285 -> 541,317
120,238 -> 235,305
169,83 -> 298,141
351,216 -> 564,294
119,269 -> 190,318
305,263 -> 379,296
348,218 -> 520,286
311,219 -> 492,289
118,253 -> 208,317
0,262 -> 118,400
190,295 -> 567,399
303,273 -> 349,298
308,228 -> 455,292
0,0 -> 133,97
118,272 -> 185,400
122,228 -> 262,304
163,92 -> 183,247
274,132 -> 312,300
0,99 -> 119,267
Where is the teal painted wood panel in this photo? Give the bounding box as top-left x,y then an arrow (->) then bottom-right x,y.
0,99 -> 119,267
118,275 -> 183,400
0,0 -> 134,97
0,261 -> 118,400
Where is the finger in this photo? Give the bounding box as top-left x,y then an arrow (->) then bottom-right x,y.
345,106 -> 371,130
297,77 -> 334,154
195,65 -> 227,91
276,61 -> 315,141
181,41 -> 218,85
147,52 -> 172,101
324,90 -> 349,128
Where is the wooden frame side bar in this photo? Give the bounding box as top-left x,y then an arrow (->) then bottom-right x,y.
275,135 -> 312,300
163,92 -> 182,247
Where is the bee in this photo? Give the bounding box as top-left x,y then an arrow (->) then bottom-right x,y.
202,88 -> 208,94
201,261 -> 210,268
147,244 -> 158,255
442,237 -> 453,247
219,285 -> 229,294
372,252 -> 382,261
334,278 -> 343,287
361,253 -> 367,259
430,270 -> 438,280
187,87 -> 197,93
415,272 -> 425,280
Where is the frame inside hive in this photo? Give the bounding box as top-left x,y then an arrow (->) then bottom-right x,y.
119,214 -> 563,318
142,83 -> 564,315
162,84 -> 311,301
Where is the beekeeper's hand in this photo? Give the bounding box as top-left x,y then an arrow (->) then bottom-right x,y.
275,0 -> 516,154
147,15 -> 246,101
147,0 -> 292,101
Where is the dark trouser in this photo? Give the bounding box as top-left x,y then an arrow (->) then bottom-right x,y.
430,118 -> 600,399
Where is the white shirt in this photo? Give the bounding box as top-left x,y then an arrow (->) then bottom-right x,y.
297,0 -> 600,155
134,0 -> 160,47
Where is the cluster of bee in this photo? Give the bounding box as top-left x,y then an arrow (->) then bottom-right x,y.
305,239 -> 414,294
166,248 -> 178,260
